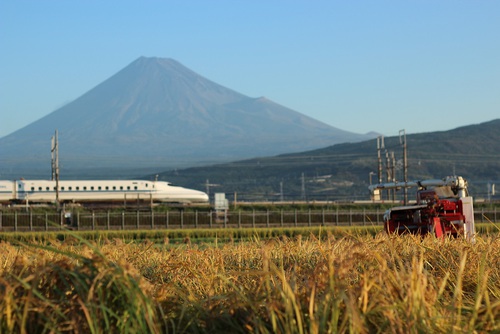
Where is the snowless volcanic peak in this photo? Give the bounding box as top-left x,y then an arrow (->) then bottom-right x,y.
0,56 -> 374,176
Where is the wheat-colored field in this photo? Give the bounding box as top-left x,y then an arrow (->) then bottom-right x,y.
0,230 -> 499,333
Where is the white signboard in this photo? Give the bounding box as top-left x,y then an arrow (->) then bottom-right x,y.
214,193 -> 229,210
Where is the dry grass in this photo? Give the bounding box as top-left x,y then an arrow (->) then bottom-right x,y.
0,231 -> 499,333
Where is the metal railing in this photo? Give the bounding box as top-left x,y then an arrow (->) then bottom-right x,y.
0,208 -> 497,232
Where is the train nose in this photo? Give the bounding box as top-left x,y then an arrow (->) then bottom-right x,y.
198,191 -> 209,202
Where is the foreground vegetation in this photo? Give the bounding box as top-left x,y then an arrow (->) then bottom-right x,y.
0,228 -> 499,333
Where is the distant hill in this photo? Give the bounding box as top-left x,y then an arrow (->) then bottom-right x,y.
0,57 -> 374,179
155,119 -> 500,201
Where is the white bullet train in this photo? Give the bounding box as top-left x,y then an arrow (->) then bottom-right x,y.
0,179 -> 209,204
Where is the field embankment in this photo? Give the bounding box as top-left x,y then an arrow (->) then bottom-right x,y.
0,228 -> 499,333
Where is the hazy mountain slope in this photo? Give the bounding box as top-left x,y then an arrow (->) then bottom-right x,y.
156,119 -> 500,201
0,57 -> 374,178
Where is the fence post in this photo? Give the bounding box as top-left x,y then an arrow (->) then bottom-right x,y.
322,209 -> 325,226
238,210 -> 241,228
252,209 -> 255,228
30,211 -> 33,231
281,210 -> 284,227
107,211 -> 110,230
209,210 -> 212,228
294,209 -> 297,227
136,211 -> 140,229
92,211 -> 95,230
181,210 -> 184,229
266,210 -> 269,228
363,208 -> 366,226
151,210 -> 155,229
195,210 -> 198,228
336,207 -> 339,226
349,209 -> 352,226
122,212 -> 125,230
15,211 -> 18,232
308,209 -> 311,227
167,211 -> 169,229
76,211 -> 80,230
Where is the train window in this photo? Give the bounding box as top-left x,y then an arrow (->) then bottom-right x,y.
31,187 -> 34,191
46,187 -> 49,191
146,183 -> 148,187
105,186 -> 109,190
98,186 -> 102,190
120,186 -> 123,190
69,187 -> 72,191
61,187 -> 65,191
38,187 -> 42,191
91,186 -> 94,190
134,186 -> 138,190
113,186 -> 116,190
76,187 -> 79,190
127,186 -> 130,190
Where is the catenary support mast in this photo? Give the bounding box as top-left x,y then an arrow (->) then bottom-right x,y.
51,130 -> 60,208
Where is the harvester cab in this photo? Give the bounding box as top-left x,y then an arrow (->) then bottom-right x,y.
369,176 -> 475,241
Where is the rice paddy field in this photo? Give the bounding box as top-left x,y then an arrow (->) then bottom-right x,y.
0,226 -> 499,333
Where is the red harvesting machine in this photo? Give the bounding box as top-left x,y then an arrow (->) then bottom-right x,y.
369,176 -> 476,241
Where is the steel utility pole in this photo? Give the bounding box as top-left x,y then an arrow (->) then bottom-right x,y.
391,151 -> 396,201
385,150 -> 391,200
205,179 -> 220,202
399,129 -> 408,204
51,130 -> 60,208
377,136 -> 384,200
301,173 -> 306,201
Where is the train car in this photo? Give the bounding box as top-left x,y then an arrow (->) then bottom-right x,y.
4,179 -> 208,204
0,181 -> 15,203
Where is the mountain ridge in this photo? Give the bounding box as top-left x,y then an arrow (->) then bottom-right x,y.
154,118 -> 500,201
0,57 -> 374,179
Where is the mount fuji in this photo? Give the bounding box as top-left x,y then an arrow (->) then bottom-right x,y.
0,57 -> 375,179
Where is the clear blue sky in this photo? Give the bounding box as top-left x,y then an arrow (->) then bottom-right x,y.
1,1 -> 499,138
